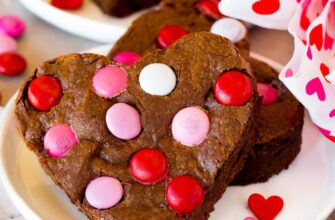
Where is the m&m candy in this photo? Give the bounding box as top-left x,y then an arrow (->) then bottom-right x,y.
85,177 -> 124,209
106,103 -> 142,140
113,51 -> 141,66
214,71 -> 253,106
0,52 -> 26,76
166,175 -> 205,214
28,75 -> 63,111
257,82 -> 279,105
130,148 -> 168,185
0,15 -> 26,38
44,124 -> 78,158
172,107 -> 210,147
157,25 -> 189,48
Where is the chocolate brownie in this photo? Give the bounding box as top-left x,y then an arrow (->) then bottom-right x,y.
16,32 -> 259,219
108,0 -> 249,58
92,0 -> 161,17
231,58 -> 304,185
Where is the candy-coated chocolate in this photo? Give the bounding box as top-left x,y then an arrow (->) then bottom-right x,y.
0,52 -> 26,76
197,0 -> 224,20
0,15 -> 26,38
44,124 -> 78,158
257,82 -> 279,105
51,0 -> 83,10
166,175 -> 205,214
113,51 -> 141,66
211,18 -> 247,43
214,71 -> 253,106
85,177 -> 123,209
0,34 -> 16,54
172,107 -> 209,146
28,75 -> 63,111
139,63 -> 176,96
92,65 -> 128,98
106,103 -> 141,140
130,148 -> 168,185
157,25 -> 189,48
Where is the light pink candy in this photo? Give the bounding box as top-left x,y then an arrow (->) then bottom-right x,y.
113,51 -> 141,66
0,15 -> 26,38
257,83 -> 279,105
85,176 -> 123,209
172,107 -> 210,146
106,103 -> 141,140
44,124 -> 78,158
0,34 -> 16,54
93,65 -> 128,98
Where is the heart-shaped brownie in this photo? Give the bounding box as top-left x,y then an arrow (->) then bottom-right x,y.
15,32 -> 258,219
108,0 -> 249,59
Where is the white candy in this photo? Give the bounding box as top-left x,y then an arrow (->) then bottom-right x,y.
210,18 -> 247,43
139,63 -> 177,96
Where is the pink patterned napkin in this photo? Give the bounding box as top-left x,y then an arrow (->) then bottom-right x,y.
219,0 -> 335,142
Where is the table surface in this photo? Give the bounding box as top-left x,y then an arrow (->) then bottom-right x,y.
0,0 -> 334,219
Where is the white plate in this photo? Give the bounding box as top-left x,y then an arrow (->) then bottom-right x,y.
18,0 -> 151,43
1,45 -> 335,220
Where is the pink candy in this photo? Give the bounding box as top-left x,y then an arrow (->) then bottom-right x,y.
172,107 -> 210,146
93,65 -> 128,99
113,51 -> 141,66
257,83 -> 280,105
106,103 -> 142,140
0,34 -> 16,54
44,124 -> 78,158
0,15 -> 26,38
85,176 -> 123,209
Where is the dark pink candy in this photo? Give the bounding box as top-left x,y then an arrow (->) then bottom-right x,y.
0,15 -> 26,38
113,51 -> 141,66
257,83 -> 279,105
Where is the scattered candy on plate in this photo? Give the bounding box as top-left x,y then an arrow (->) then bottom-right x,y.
50,0 -> 84,10
0,52 -> 26,76
0,15 -> 26,38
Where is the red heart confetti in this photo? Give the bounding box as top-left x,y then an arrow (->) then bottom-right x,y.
309,24 -> 323,51
252,0 -> 280,15
248,193 -> 284,220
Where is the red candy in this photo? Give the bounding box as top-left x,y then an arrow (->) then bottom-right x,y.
157,25 -> 189,49
51,0 -> 83,10
28,75 -> 62,111
214,71 -> 253,106
166,175 -> 205,214
197,0 -> 224,20
0,52 -> 26,76
130,148 -> 168,185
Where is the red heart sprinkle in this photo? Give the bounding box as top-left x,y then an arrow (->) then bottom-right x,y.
130,148 -> 168,185
28,75 -> 63,111
252,0 -> 280,15
309,24 -> 323,51
0,52 -> 26,76
248,193 -> 284,220
51,0 -> 83,10
166,175 -> 205,214
157,25 -> 189,49
214,71 -> 253,106
197,0 -> 224,20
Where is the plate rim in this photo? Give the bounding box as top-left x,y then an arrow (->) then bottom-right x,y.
1,47 -> 335,220
18,0 -> 133,43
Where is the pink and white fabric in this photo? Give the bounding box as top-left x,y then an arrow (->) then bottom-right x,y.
219,0 -> 335,141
